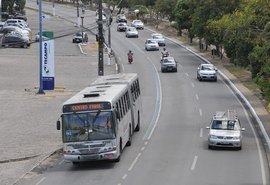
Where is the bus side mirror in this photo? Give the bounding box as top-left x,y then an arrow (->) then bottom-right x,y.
57,120 -> 61,130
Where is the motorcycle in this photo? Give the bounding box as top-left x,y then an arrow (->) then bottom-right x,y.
128,54 -> 133,64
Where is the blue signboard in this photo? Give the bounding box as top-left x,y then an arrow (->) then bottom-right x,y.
42,37 -> 54,90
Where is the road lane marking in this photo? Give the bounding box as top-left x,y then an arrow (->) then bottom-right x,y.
185,73 -> 189,77
195,94 -> 199,100
200,128 -> 203,137
141,146 -> 145,151
190,156 -> 198,171
58,159 -> 65,165
191,82 -> 195,88
144,141 -> 148,145
121,63 -> 125,72
125,32 -> 163,141
225,82 -> 267,185
36,177 -> 45,185
122,174 -> 128,180
199,108 -> 202,116
128,153 -> 142,171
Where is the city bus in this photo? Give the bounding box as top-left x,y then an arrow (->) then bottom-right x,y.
57,73 -> 142,163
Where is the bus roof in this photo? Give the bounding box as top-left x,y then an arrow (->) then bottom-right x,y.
63,83 -> 127,106
92,73 -> 138,86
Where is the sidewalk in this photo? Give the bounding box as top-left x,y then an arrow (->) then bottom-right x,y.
0,8 -> 117,185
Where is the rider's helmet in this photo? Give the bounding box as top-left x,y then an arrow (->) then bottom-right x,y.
163,48 -> 166,51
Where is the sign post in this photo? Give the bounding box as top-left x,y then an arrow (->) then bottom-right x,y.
42,32 -> 55,90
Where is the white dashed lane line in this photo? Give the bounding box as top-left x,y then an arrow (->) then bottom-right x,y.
190,156 -> 198,171
122,174 -> 128,180
35,177 -> 45,185
199,108 -> 202,116
195,94 -> 199,100
128,153 -> 142,172
200,128 -> 203,137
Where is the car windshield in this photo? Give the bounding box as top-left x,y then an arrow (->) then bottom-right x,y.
129,27 -> 136,31
75,32 -> 82,36
62,111 -> 115,142
153,35 -> 163,39
163,58 -> 174,63
134,21 -> 142,24
202,65 -> 214,70
211,120 -> 240,130
147,40 -> 155,44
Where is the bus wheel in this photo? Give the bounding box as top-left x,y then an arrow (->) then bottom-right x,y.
135,113 -> 140,132
126,126 -> 132,146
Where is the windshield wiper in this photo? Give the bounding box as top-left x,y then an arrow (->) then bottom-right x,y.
92,110 -> 101,124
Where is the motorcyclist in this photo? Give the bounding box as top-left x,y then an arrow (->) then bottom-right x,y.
161,48 -> 169,59
127,50 -> 133,63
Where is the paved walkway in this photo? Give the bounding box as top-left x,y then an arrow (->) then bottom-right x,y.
0,7 -> 117,185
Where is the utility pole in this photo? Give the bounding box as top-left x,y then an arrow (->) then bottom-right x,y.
81,16 -> 84,43
107,1 -> 112,65
0,0 -> 2,21
76,0 -> 80,27
98,0 -> 104,76
52,0 -> 55,16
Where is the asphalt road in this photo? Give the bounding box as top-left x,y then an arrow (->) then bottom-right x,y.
13,1 -> 270,185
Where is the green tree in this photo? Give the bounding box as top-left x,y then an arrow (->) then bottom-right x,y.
191,0 -> 240,50
15,0 -> 26,14
154,0 -> 177,21
2,0 -> 15,14
173,0 -> 195,39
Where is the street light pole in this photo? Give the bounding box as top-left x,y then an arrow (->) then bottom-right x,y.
52,0 -> 55,16
98,0 -> 104,76
107,1 -> 112,65
81,16 -> 84,43
76,0 -> 80,27
38,0 -> 44,94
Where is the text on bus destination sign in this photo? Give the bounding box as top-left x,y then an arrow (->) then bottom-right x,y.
63,102 -> 111,112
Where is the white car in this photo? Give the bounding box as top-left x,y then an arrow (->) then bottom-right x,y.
151,33 -> 166,46
197,63 -> 217,81
145,39 -> 159,51
1,26 -> 29,40
126,27 -> 138,38
206,110 -> 245,150
131,20 -> 144,29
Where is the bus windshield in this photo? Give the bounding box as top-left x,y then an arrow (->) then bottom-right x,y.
62,111 -> 115,142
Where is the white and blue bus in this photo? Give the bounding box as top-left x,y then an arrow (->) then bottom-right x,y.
57,73 -> 142,163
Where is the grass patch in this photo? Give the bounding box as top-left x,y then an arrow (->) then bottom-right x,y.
223,64 -> 260,93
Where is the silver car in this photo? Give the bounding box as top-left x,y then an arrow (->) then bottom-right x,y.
126,27 -> 138,38
151,33 -> 166,46
131,20 -> 144,29
145,39 -> 159,51
160,57 -> 177,72
197,63 -> 217,81
117,22 -> 127,32
206,110 -> 245,150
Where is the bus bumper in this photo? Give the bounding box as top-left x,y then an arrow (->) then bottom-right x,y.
64,150 -> 119,162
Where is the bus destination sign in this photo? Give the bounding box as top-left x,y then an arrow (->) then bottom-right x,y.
63,102 -> 111,113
